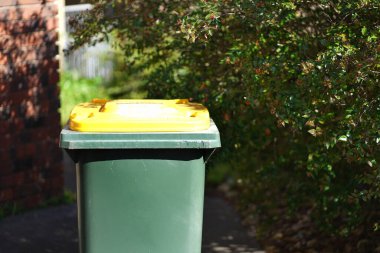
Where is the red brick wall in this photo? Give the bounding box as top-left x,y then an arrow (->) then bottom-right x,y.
0,0 -> 63,211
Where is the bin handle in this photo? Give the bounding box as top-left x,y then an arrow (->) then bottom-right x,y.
204,148 -> 217,164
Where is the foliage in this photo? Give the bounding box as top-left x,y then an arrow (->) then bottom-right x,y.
59,72 -> 108,125
41,190 -> 77,207
103,48 -> 147,99
0,191 -> 76,219
0,202 -> 22,220
69,0 -> 380,240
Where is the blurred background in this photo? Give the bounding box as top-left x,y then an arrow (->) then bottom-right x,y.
0,0 -> 379,253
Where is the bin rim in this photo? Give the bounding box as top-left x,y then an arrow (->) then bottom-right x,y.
60,119 -> 221,150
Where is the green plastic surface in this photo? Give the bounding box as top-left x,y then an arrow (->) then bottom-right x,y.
60,119 -> 220,253
60,120 -> 221,149
77,149 -> 205,253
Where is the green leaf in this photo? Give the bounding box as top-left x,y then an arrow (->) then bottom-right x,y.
308,129 -> 317,137
338,135 -> 348,142
361,26 -> 367,35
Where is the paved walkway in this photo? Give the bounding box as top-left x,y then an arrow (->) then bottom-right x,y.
0,153 -> 262,253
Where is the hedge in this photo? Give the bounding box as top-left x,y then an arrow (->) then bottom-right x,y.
69,0 -> 380,240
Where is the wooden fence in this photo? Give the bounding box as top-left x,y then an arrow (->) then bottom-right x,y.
63,4 -> 113,81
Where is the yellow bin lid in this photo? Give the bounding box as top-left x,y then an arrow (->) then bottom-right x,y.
69,99 -> 211,132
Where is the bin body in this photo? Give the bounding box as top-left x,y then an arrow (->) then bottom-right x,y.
77,149 -> 205,253
61,122 -> 220,253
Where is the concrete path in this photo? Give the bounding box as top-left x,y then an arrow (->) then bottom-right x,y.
0,153 -> 261,253
0,196 -> 261,253
202,195 -> 261,253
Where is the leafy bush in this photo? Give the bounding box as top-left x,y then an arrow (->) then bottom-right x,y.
103,48 -> 147,99
69,0 -> 380,240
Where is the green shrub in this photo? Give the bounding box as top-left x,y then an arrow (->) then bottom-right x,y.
59,72 -> 108,125
103,48 -> 147,99
69,0 -> 380,239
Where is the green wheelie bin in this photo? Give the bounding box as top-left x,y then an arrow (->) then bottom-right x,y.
60,99 -> 221,253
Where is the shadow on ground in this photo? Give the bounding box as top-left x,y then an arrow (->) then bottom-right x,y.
202,195 -> 261,253
0,152 -> 262,253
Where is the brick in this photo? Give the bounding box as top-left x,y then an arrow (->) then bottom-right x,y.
28,170 -> 41,182
15,142 -> 36,160
9,116 -> 25,131
0,21 -> 57,39
37,139 -> 59,151
15,183 -> 40,198
0,0 -> 62,208
48,69 -> 59,84
53,149 -> 63,162
0,138 -> 12,152
15,129 -> 30,143
19,128 -> 44,143
14,172 -> 27,185
0,122 -> 11,137
38,100 -> 52,115
1,134 -> 12,149
34,154 -> 46,167
44,187 -> 62,199
0,148 -> 11,161
36,144 -> 61,161
23,114 -> 46,128
16,194 -> 42,209
1,69 -> 33,86
2,106 -> 24,126
27,86 -> 39,98
0,55 -> 6,65
29,194 -> 43,208
38,89 -> 59,105
40,87 -> 59,103
10,80 -> 29,92
8,90 -> 29,104
35,155 -> 52,169
3,48 -> 39,62
0,188 -> 13,201
15,99 -> 41,120
40,58 -> 59,69
0,60 -> 58,85
0,65 -> 12,81
0,4 -> 58,22
20,99 -> 41,119
41,178 -> 50,190
0,0 -> 56,7
0,44 -> 58,65
0,104 -> 12,122
0,31 -> 57,49
0,82 -> 8,93
0,63 -> 11,75
52,187 -> 63,196
0,172 -> 26,188
5,75 -> 42,92
0,164 -> 13,176
43,165 -> 63,178
50,175 -> 63,189
13,158 -> 34,172
0,19 -> 39,35
43,113 -> 60,128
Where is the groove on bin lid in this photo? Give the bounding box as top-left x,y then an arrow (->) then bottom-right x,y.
69,99 -> 211,132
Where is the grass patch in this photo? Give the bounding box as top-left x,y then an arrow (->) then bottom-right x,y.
59,72 -> 108,126
0,190 -> 76,220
